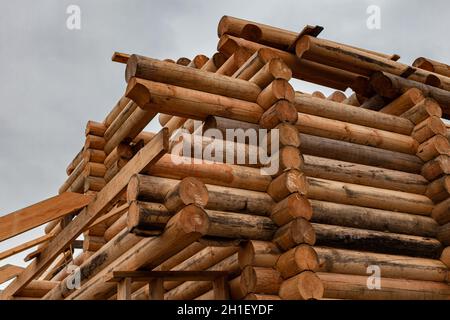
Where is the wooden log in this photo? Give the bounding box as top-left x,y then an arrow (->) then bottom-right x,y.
313,223 -> 443,258
126,55 -> 261,101
232,50 -> 280,80
278,271 -> 324,300
259,100 -> 298,129
164,253 -> 239,300
370,72 -> 450,112
401,98 -> 443,125
66,148 -> 84,175
412,116 -> 447,144
104,101 -> 138,141
296,112 -> 418,154
318,272 -> 450,300
270,193 -> 312,226
273,218 -> 316,251
103,96 -> 130,127
267,170 -> 308,202
432,197 -> 450,226
126,78 -> 264,124
83,176 -> 106,192
240,266 -> 283,296
413,57 -> 450,77
256,79 -> 294,110
176,57 -> 190,66
84,135 -> 106,150
16,280 -> 58,299
186,54 -> 209,69
145,155 -> 272,192
294,93 -> 414,135
311,200 -> 437,237
244,293 -> 281,300
0,265 -> 24,285
104,107 -> 157,154
416,135 -> 450,162
238,241 -> 281,269
303,154 -> 427,194
276,245 -> 319,279
104,215 -> 127,242
422,155 -> 450,181
307,177 -> 433,215
200,52 -> 227,72
127,174 -> 274,214
155,242 -> 206,271
342,93 -> 361,106
379,88 -> 424,115
59,159 -> 86,194
300,133 -> 423,173
67,205 -> 210,300
315,246 -> 448,282
426,175 -> 450,203
203,116 -> 259,137
85,121 -> 107,137
437,222 -> 450,245
326,91 -> 346,103
164,177 -> 209,212
440,247 -> 450,268
250,58 -> 293,89
359,94 -> 385,110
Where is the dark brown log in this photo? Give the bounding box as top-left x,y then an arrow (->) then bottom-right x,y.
313,223 -> 443,259
310,200 -> 437,237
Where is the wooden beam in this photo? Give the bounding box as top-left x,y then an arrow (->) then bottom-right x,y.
0,233 -> 54,260
0,129 -> 168,299
0,193 -> 92,242
106,270 -> 229,282
112,52 -> 130,64
0,265 -> 24,285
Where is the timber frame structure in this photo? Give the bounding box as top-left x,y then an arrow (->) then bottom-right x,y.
1,15 -> 450,300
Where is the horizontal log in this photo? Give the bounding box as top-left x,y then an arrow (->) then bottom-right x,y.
300,133 -> 423,173
379,88 -> 424,116
126,55 -> 261,101
432,197 -> 450,225
412,116 -> 447,144
103,96 -> 130,127
296,112 -> 418,154
318,272 -> 450,300
401,98 -> 442,125
294,94 -> 414,135
303,154 -> 428,194
126,78 -> 264,124
240,266 -> 283,296
421,155 -> 450,181
270,193 -> 313,226
437,223 -> 450,245
248,57 -> 292,88
128,174 -> 274,215
426,175 -> 450,203
307,177 -> 434,215
276,244 -> 319,279
310,200 -> 438,237
441,247 -> 450,268
313,223 -> 443,258
278,271 -> 324,300
273,218 -> 316,251
315,246 -> 448,282
413,57 -> 450,77
16,280 -> 58,298
416,135 -> 450,162
85,121 -> 107,137
238,240 -> 280,269
267,170 -> 308,202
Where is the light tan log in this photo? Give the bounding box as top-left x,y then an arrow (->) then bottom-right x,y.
294,94 -> 414,135
276,245 -> 319,279
278,271 -> 324,300
412,116 -> 447,144
296,112 -> 418,154
85,121 -> 107,137
259,100 -> 298,129
128,174 -> 274,215
187,54 -> 209,69
154,242 -> 206,271
59,158 -> 86,194
315,246 -> 448,282
370,72 -> 450,111
310,200 -> 437,237
270,193 -> 312,226
273,218 -> 316,251
250,57 -> 293,89
342,93 -> 361,106
104,101 -> 138,141
326,91 -> 346,102
238,241 -> 281,269
126,78 -> 264,124
126,55 -> 261,101
318,272 -> 450,300
307,177 -> 433,215
401,98 -> 443,125
103,96 -> 130,129
413,57 -> 450,78
426,175 -> 450,203
267,170 -> 308,202
16,280 -> 59,299
67,205 -> 210,300
240,266 -> 283,296
379,88 -> 424,115
164,177 -> 209,212
303,154 -> 427,194
421,155 -> 450,181
104,107 -> 157,154
417,135 -> 450,162
300,133 -> 423,173
256,79 -> 294,110
145,154 -> 272,192
313,223 -> 442,259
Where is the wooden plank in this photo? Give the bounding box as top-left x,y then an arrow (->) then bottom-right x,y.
86,203 -> 129,231
106,270 -> 229,282
116,278 -> 131,300
0,192 -> 93,242
0,265 -> 24,285
213,276 -> 229,300
0,233 -> 54,260
148,278 -> 164,300
1,129 -> 169,299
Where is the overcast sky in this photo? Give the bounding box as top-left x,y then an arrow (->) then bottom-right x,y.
1,0 -> 449,273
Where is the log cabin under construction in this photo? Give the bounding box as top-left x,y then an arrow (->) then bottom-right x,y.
1,15 -> 450,300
